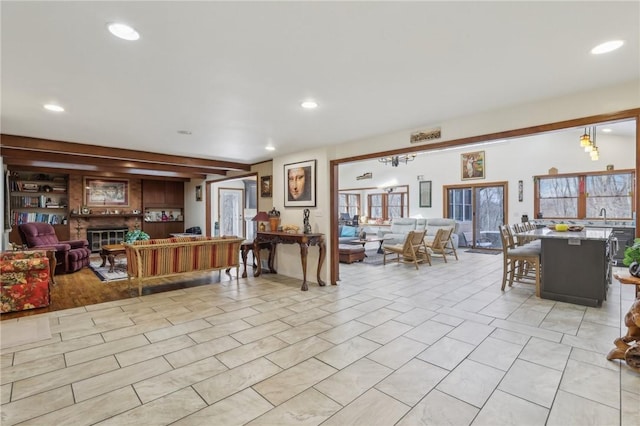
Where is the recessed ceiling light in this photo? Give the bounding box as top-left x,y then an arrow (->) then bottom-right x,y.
108,23 -> 140,41
591,40 -> 624,55
265,146 -> 276,151
43,104 -> 64,112
301,100 -> 318,109
601,128 -> 612,133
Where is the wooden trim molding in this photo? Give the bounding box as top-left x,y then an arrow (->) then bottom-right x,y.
0,134 -> 251,179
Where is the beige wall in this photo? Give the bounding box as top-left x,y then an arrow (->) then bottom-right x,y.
185,80 -> 639,285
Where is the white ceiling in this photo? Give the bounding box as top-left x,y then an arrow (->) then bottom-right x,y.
2,1 -> 638,165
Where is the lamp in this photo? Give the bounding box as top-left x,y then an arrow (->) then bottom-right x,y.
252,211 -> 269,232
590,126 -> 599,160
379,153 -> 417,167
579,128 -> 591,147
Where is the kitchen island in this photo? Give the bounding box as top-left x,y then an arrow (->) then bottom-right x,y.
515,227 -> 613,307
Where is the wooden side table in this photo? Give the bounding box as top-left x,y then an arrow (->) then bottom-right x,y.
253,231 -> 326,291
238,240 -> 272,278
100,244 -> 126,273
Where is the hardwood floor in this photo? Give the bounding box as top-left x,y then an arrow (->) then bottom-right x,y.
0,263 -> 230,321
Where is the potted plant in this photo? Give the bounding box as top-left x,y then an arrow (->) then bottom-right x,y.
623,238 -> 640,277
124,228 -> 150,244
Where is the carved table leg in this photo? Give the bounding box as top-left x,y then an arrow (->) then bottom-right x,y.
46,250 -> 56,286
241,245 -> 250,278
253,240 -> 262,277
107,254 -> 115,273
267,243 -> 277,273
299,243 -> 309,291
317,239 -> 326,286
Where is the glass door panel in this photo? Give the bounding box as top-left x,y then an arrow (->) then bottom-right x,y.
218,188 -> 245,238
474,185 -> 505,249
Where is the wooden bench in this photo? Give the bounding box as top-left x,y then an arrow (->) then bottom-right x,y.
124,236 -> 244,296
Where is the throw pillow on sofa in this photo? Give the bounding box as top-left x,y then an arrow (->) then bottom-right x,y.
340,225 -> 357,238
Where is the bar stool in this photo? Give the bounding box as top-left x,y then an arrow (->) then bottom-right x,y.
499,224 -> 541,297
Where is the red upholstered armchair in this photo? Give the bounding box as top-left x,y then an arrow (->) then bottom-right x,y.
1,250 -> 50,313
18,223 -> 91,273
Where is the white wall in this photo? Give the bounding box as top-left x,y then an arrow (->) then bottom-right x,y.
333,80 -> 639,160
189,80 -> 639,285
340,127 -> 635,223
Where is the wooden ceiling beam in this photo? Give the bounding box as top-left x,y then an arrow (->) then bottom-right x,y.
0,134 -> 251,172
3,164 -> 192,181
1,148 -> 228,178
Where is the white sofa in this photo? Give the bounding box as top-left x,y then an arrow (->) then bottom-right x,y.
378,218 -> 459,248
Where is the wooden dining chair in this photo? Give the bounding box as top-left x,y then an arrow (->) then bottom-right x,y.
383,230 -> 430,269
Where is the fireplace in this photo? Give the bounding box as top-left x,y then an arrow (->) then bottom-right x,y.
86,227 -> 128,252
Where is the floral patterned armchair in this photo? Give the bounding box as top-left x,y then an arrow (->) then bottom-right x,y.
1,250 -> 51,313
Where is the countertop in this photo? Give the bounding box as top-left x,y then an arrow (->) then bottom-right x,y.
530,219 -> 635,229
516,227 -> 613,241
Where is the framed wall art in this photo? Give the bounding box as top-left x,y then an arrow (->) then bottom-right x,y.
419,181 -> 432,207
461,151 -> 485,180
260,175 -> 272,197
284,159 -> 316,207
84,177 -> 129,207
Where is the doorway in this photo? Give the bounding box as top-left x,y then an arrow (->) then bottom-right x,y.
445,182 -> 507,249
218,188 -> 245,238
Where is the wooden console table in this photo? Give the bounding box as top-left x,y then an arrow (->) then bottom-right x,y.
253,231 -> 326,291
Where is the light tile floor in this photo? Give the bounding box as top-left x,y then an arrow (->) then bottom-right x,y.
1,251 -> 639,425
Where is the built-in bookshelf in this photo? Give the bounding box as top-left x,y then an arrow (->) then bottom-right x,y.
8,171 -> 69,229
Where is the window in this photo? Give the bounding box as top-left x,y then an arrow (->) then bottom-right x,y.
538,176 -> 579,218
448,188 -> 472,221
367,192 -> 408,220
535,170 -> 634,219
338,193 -> 360,218
585,173 -> 634,218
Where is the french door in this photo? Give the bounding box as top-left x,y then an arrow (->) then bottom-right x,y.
446,182 -> 507,249
218,188 -> 245,238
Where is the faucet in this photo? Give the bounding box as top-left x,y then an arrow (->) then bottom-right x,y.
599,208 -> 607,224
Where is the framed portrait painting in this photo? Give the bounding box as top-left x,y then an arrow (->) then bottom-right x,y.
284,159 -> 316,207
84,177 -> 129,207
461,151 -> 485,180
260,175 -> 272,197
419,181 -> 432,207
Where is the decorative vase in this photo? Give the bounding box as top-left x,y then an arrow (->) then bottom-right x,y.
269,217 -> 280,232
629,261 -> 640,278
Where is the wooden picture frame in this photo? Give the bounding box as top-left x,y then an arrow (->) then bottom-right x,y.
284,159 -> 316,207
419,181 -> 432,207
84,177 -> 129,207
260,175 -> 272,197
461,151 -> 485,180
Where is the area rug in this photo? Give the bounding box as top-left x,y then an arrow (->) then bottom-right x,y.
362,249 -> 386,266
465,249 -> 501,255
89,258 -> 128,282
1,316 -> 51,349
